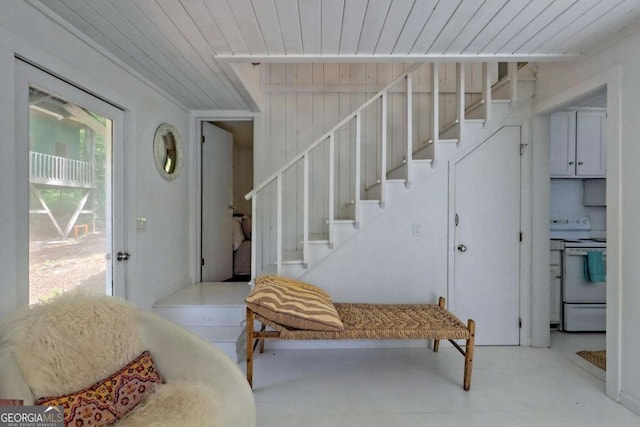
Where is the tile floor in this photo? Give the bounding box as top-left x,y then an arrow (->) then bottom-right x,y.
248,332 -> 638,426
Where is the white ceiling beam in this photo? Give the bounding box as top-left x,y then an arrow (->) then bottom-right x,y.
215,53 -> 580,63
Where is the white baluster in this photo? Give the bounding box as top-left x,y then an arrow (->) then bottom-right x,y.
328,134 -> 335,246
380,92 -> 387,208
276,175 -> 282,275
482,62 -> 492,124
406,73 -> 413,188
303,154 -> 309,269
456,63 -> 465,144
508,62 -> 518,103
430,63 -> 439,168
354,114 -> 361,229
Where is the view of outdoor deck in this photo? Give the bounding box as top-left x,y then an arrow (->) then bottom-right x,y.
28,86 -> 110,304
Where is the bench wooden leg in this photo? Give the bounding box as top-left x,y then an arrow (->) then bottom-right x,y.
259,324 -> 266,353
246,307 -> 254,388
433,296 -> 446,352
463,319 -> 475,391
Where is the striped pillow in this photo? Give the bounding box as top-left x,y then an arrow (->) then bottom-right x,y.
246,276 -> 344,331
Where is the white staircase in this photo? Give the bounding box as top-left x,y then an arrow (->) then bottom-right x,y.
152,282 -> 249,363
246,62 -> 535,280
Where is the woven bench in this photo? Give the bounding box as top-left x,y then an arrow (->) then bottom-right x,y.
246,296 -> 476,390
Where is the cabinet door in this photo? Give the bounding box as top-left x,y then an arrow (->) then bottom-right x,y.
550,111 -> 576,177
550,264 -> 562,324
576,111 -> 606,177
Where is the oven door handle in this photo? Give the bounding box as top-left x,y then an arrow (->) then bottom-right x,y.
565,248 -> 606,258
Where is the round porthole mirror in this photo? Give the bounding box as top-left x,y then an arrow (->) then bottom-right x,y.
153,123 -> 183,180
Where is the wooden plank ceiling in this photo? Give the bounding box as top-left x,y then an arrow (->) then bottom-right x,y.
35,0 -> 640,110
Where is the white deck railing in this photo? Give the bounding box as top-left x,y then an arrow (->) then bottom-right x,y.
29,151 -> 95,188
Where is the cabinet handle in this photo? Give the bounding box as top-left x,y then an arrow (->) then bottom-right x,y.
556,275 -> 562,279
578,161 -> 583,165
568,161 -> 574,165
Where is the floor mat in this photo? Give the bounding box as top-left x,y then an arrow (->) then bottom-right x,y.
576,350 -> 606,371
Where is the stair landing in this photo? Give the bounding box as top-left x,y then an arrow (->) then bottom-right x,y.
155,281 -> 250,307
153,282 -> 250,363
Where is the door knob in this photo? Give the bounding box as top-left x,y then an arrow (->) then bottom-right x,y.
457,244 -> 467,252
116,251 -> 130,261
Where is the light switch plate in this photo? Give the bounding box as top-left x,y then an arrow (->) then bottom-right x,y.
136,217 -> 147,231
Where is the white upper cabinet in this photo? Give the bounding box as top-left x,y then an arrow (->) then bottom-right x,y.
550,110 -> 607,178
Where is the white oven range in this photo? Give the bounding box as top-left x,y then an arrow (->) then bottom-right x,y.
561,238 -> 606,332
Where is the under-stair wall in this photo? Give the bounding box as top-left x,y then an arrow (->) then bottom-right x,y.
250,61 -> 534,280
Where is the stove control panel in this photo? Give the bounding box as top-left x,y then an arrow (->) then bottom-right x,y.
550,216 -> 591,231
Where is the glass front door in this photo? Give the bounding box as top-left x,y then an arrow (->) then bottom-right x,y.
16,61 -> 126,304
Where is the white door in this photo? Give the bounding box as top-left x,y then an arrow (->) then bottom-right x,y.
549,111 -> 576,177
575,110 -> 606,177
201,122 -> 233,281
16,60 -> 126,303
453,126 -> 521,345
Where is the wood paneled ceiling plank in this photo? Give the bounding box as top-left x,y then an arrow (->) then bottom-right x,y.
496,0 -> 581,54
444,0 -> 509,54
569,4 -> 640,54
54,0 -> 198,107
111,0 -> 232,108
321,0 -> 345,55
274,0 -> 304,55
373,0 -> 415,55
356,0 -> 392,53
339,0 -> 368,55
226,0 -> 268,54
251,0 -> 286,54
427,0 -> 485,54
410,0 -> 462,54
531,0 -> 617,53
179,0 -> 231,55
94,0 -> 219,108
391,0 -> 438,54
298,0 -> 322,54
141,0 -> 246,108
462,0 -> 533,54
201,0 -> 250,54
549,0 -> 640,54
515,0 -> 600,54
479,0 -> 555,54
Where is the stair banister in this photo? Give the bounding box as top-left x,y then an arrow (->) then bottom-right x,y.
354,113 -> 361,229
507,62 -> 518,103
430,63 -> 439,168
250,192 -> 257,281
380,91 -> 388,208
456,63 -> 465,143
244,62 -> 423,202
405,73 -> 413,188
482,63 -> 492,123
303,154 -> 309,268
328,134 -> 335,247
276,175 -> 283,274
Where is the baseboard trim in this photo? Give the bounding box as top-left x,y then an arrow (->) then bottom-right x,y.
620,391 -> 640,416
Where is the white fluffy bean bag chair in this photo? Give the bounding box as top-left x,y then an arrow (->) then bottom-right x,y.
0,293 -> 256,426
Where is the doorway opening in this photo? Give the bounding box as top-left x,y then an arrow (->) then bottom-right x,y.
200,119 -> 254,283
547,87 -> 607,380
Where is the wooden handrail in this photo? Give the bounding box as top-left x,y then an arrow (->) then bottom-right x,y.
245,62 -> 423,201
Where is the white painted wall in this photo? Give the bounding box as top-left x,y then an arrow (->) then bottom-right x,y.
300,166 -> 449,304
535,27 -> 640,414
550,180 -> 606,236
0,1 -> 192,316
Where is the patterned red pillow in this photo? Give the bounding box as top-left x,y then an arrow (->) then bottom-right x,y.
37,351 -> 163,426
